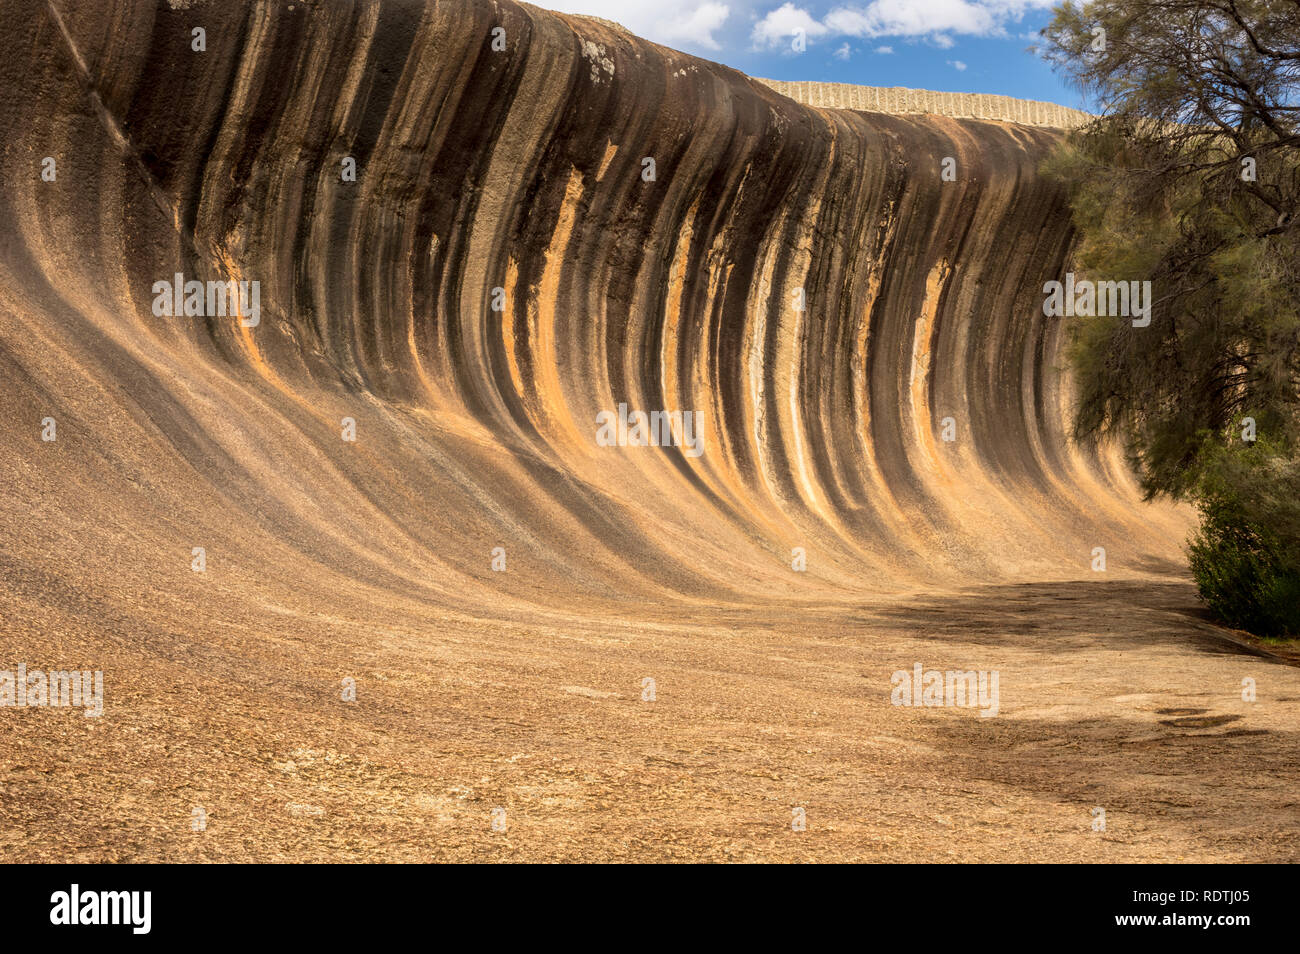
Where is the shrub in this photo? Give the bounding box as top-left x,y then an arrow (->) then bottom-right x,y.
1187,444 -> 1300,639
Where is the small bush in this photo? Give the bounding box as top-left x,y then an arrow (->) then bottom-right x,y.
1187,445 -> 1300,640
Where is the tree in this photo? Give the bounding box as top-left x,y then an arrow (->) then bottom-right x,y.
1040,0 -> 1300,635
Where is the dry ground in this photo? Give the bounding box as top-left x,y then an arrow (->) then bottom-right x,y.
3,577 -> 1296,863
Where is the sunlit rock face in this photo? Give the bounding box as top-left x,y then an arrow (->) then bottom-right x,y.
1,0 -> 1187,614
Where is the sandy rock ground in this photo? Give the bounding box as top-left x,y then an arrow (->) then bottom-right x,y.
4,578 -> 1296,863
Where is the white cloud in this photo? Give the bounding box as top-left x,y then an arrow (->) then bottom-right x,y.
833,42 -> 852,60
824,2 -> 983,39
824,0 -> 1055,39
530,1 -> 1054,54
752,3 -> 832,49
772,0 -> 1054,50
531,1 -> 735,51
874,44 -> 894,54
663,2 -> 732,48
948,59 -> 968,70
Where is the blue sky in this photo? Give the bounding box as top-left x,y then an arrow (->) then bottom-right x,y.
533,0 -> 1084,110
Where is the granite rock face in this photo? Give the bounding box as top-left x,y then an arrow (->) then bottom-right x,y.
2,0 -> 1186,605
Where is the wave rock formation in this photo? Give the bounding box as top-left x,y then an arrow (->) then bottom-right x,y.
3,0 -> 1187,604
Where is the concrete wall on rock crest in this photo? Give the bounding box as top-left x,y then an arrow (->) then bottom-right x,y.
755,79 -> 1093,129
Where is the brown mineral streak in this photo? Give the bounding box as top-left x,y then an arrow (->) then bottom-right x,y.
0,0 -> 1296,863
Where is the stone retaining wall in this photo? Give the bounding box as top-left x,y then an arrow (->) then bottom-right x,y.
754,78 -> 1092,129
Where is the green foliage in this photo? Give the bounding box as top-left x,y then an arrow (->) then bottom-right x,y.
1041,1 -> 1300,637
1040,1 -> 1300,498
1188,442 -> 1300,638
